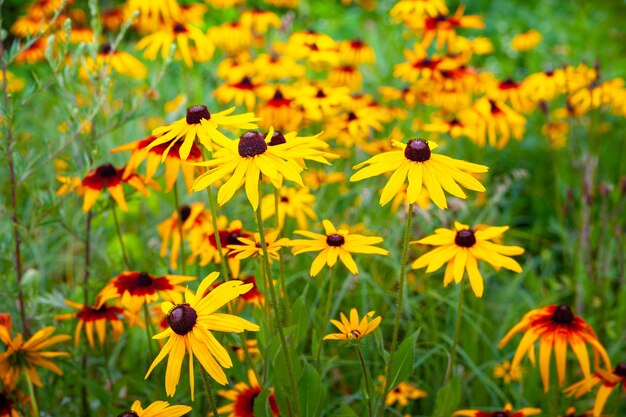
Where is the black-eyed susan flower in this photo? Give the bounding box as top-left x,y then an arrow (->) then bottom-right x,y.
411,222 -> 524,297
453,403 -> 541,417
261,186 -> 317,229
289,219 -> 388,276
493,360 -> 522,384
116,400 -> 191,417
187,215 -> 250,278
498,305 -> 612,392
329,65 -> 363,90
257,88 -> 304,131
80,163 -> 156,212
524,69 -> 566,102
217,369 -> 280,417
376,376 -> 427,407
101,7 -> 124,31
145,272 -> 260,398
350,139 -> 488,209
252,53 -> 305,80
338,38 -> 375,65
393,44 -> 456,83
215,76 -> 263,111
227,230 -> 289,263
136,22 -> 213,67
414,6 -> 485,50
565,363 -> 626,417
55,301 -> 125,348
95,271 -> 196,312
467,97 -> 526,148
112,135 -> 202,193
214,276 -> 265,310
323,308 -> 381,341
191,129 -> 304,209
511,29 -> 542,52
125,0 -> 182,33
82,44 -> 148,80
0,324 -> 70,388
147,105 -> 259,160
232,339 -> 259,362
0,385 -> 27,417
180,3 -> 207,24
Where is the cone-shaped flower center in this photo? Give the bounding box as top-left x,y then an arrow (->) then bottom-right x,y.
96,163 -> 117,178
268,131 -> 286,146
404,139 -> 431,162
167,304 -> 198,335
347,112 -> 358,121
315,89 -> 326,98
179,204 -> 191,222
614,363 -> 626,377
326,233 -> 345,247
552,305 -> 574,324
491,412 -> 508,417
186,105 -> 211,124
173,23 -> 187,34
135,272 -> 153,287
238,131 -> 268,157
273,89 -> 284,100
455,229 -> 476,248
117,412 -> 139,417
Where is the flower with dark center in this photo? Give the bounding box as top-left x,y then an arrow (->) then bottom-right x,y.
315,89 -> 326,98
238,131 -> 268,157
268,131 -> 286,146
455,229 -> 476,248
499,304 -> 612,392
56,300 -> 124,348
173,23 -> 187,33
135,272 -> 153,287
551,305 -> 574,324
179,205 -> 191,222
347,112 -> 358,121
167,304 -> 198,336
145,272 -> 260,399
326,233 -> 345,247
280,196 -> 289,203
491,412 -> 508,417
290,219 -> 388,276
186,105 -> 211,124
324,308 -> 381,341
413,222 -> 524,298
403,139 -> 431,162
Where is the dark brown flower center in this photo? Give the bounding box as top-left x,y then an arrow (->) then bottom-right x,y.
238,131 -> 268,158
454,229 -> 476,248
552,305 -> 574,324
491,412 -> 508,417
315,89 -> 326,98
347,112 -> 357,121
273,89 -> 285,100
167,304 -> 197,335
326,233 -> 345,247
280,196 -> 289,202
173,23 -> 187,33
268,131 -> 286,146
227,231 -> 242,245
117,412 -> 139,417
135,272 -> 153,287
100,43 -> 112,54
614,363 -> 626,377
186,105 -> 211,124
404,139 -> 431,162
179,205 -> 191,222
95,163 -> 117,178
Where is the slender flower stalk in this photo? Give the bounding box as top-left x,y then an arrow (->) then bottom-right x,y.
355,345 -> 374,417
274,187 -> 291,323
24,371 -> 40,417
378,203 -> 413,416
201,369 -> 221,417
444,283 -> 465,384
255,180 -> 301,417
172,184 -> 186,275
82,211 -> 92,417
142,302 -> 154,359
111,200 -> 131,269
316,265 -> 336,370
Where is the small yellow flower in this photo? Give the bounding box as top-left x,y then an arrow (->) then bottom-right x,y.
289,220 -> 388,276
511,29 -> 542,52
493,360 -> 522,384
323,308 -> 381,341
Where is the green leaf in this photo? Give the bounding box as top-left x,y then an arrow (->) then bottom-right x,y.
335,403 -> 359,417
387,329 -> 420,390
253,390 -> 272,417
298,362 -> 327,417
432,376 -> 461,417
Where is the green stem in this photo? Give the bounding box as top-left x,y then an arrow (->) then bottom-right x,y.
24,371 -> 40,417
206,185 -> 231,280
142,302 -> 154,359
255,181 -> 300,417
201,370 -> 221,417
377,203 -> 413,417
173,183 -> 186,275
274,188 -> 291,324
356,345 -> 374,417
444,283 -> 465,384
111,201 -> 131,269
316,265 -> 335,371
